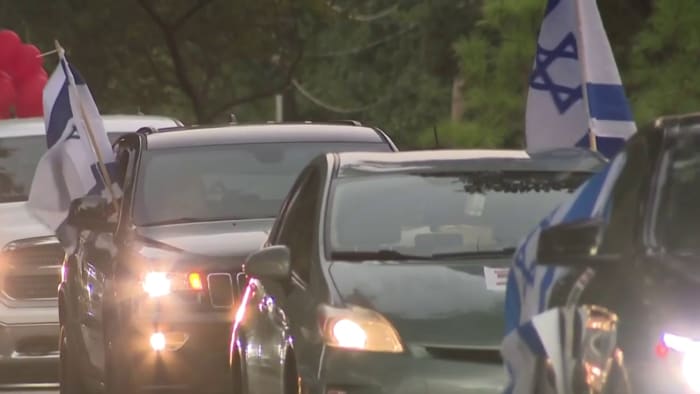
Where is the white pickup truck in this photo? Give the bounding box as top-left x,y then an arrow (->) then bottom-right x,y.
0,115 -> 181,388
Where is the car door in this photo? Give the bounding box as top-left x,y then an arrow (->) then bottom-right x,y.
271,160 -> 327,386
245,163 -> 325,394
77,143 -> 132,376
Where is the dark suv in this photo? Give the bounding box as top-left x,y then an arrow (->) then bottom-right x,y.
57,122 -> 397,393
536,113 -> 700,393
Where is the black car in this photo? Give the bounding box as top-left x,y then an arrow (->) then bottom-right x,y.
57,122 -> 397,393
536,113 -> 700,393
232,148 -> 605,394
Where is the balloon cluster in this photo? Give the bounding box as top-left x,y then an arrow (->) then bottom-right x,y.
0,30 -> 47,119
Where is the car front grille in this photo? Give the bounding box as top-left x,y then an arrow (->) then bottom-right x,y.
207,273 -> 234,308
1,240 -> 63,302
3,274 -> 60,300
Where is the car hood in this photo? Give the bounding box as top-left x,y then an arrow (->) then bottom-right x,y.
135,218 -> 274,259
0,202 -> 54,247
328,259 -> 510,349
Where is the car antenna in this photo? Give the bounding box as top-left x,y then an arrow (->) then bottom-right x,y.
229,113 -> 238,124
433,125 -> 440,148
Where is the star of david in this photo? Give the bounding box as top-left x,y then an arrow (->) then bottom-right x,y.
529,32 -> 583,114
545,0 -> 561,16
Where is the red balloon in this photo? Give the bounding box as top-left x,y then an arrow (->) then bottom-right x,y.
9,44 -> 43,83
0,71 -> 16,111
0,30 -> 21,72
15,72 -> 47,118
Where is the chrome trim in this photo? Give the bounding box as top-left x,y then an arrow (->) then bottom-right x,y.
3,236 -> 60,251
207,273 -> 233,308
11,350 -> 60,360
0,383 -> 59,389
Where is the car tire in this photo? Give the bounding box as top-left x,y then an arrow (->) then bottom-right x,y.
60,324 -> 88,394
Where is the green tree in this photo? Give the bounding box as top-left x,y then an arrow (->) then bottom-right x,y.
0,0 -> 329,124
626,0 -> 700,125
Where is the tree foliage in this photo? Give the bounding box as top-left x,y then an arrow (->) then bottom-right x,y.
1,0 -> 696,149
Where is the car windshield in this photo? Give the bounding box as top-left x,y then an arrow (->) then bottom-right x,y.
133,141 -> 391,225
327,171 -> 591,259
655,133 -> 700,254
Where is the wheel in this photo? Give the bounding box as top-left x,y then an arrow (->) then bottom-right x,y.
59,324 -> 88,394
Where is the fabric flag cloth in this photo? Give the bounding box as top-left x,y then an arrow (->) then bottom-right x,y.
27,49 -> 121,251
501,151 -> 627,393
525,0 -> 636,159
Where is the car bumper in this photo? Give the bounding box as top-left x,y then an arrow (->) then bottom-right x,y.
0,303 -> 59,385
313,346 -> 506,394
121,299 -> 233,393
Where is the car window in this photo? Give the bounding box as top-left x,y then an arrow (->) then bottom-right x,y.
133,141 -> 385,225
0,133 -> 124,203
600,131 -> 661,255
655,132 -> 700,253
276,167 -> 322,281
327,170 -> 590,258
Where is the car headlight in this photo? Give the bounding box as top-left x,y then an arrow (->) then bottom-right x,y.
319,305 -> 403,353
141,271 -> 203,298
661,333 -> 700,392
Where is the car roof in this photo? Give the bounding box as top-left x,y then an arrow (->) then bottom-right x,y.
0,115 -> 181,138
143,123 -> 387,150
334,148 -> 606,176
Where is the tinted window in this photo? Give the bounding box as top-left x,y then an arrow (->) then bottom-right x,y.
133,142 -> 388,225
327,171 -> 590,258
0,133 -> 124,203
276,167 -> 322,280
655,133 -> 700,253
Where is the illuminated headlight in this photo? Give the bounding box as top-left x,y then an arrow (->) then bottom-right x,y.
142,272 -> 171,297
141,271 -> 204,298
662,333 -> 700,392
320,305 -> 403,353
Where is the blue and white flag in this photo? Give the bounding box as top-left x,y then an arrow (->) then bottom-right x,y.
525,0 -> 636,159
502,152 -> 627,393
27,49 -> 120,250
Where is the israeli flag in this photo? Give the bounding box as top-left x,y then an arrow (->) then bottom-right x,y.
27,49 -> 121,250
525,0 -> 636,159
502,152 -> 627,393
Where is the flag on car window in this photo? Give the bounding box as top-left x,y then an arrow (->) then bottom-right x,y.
525,0 -> 636,159
27,46 -> 120,250
501,151 -> 627,392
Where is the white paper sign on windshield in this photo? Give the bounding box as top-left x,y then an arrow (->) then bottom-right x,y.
484,266 -> 509,291
465,193 -> 486,216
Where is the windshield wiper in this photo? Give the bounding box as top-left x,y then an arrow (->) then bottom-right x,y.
430,247 -> 517,259
330,249 -> 431,261
141,216 -> 246,226
141,217 -> 204,226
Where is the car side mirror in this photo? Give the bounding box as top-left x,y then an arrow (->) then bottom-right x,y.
536,218 -> 617,267
244,246 -> 291,281
67,196 -> 116,233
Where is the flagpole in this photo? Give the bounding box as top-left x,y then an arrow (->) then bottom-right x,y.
574,0 -> 598,153
54,41 -> 120,212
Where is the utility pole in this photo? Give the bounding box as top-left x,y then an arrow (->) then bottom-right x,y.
275,94 -> 284,122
